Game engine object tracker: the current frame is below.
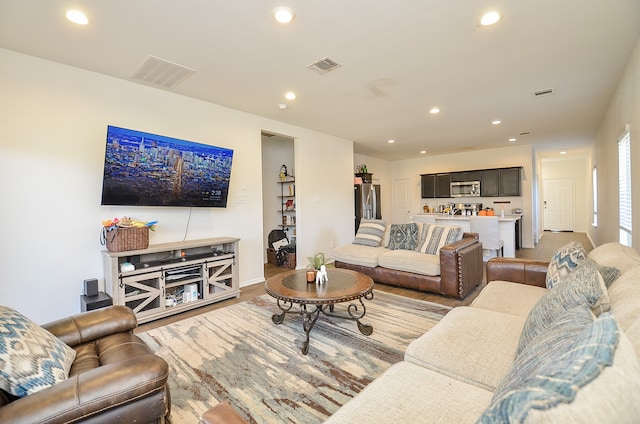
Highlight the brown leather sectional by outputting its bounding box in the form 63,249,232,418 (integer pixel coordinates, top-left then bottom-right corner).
0,305,171,423
335,233,484,298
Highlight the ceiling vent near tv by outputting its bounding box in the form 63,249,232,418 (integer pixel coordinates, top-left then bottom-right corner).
131,56,196,88
532,88,554,97
307,56,342,74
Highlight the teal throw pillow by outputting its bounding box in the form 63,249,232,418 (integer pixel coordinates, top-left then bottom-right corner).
595,263,621,287
479,312,619,424
388,223,419,250
496,307,594,396
546,241,588,289
518,258,607,355
0,306,76,397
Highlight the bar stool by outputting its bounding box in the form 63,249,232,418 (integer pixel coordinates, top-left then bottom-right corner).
470,216,504,258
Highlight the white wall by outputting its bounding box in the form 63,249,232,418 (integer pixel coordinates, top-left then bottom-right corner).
0,49,354,323
388,144,535,248
592,37,640,248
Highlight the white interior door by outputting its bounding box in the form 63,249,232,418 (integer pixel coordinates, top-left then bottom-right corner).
392,178,411,224
543,178,575,231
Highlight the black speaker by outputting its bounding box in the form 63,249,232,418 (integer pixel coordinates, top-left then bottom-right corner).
83,278,99,297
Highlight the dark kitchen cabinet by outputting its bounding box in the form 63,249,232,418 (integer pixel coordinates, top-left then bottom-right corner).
421,174,436,198
423,167,520,198
481,169,499,197
451,171,482,182
499,167,521,196
421,173,451,198
435,174,451,198
450,172,465,183
481,168,521,197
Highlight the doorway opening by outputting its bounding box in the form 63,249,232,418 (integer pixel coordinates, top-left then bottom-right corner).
261,131,296,271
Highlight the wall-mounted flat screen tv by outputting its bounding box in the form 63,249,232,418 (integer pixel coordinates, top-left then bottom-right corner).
101,125,234,207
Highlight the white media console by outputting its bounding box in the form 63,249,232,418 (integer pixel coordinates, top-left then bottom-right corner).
102,237,239,323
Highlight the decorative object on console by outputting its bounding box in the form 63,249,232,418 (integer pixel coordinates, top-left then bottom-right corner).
100,217,157,252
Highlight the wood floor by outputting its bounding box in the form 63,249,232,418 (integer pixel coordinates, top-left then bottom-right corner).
136,231,592,333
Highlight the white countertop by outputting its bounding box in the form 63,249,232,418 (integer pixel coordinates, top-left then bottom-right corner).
416,213,522,222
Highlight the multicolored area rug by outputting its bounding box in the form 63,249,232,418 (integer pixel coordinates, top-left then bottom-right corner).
139,291,451,424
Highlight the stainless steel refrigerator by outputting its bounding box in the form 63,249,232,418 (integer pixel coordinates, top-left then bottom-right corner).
354,183,381,234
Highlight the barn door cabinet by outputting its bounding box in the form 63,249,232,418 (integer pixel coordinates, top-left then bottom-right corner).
102,237,239,323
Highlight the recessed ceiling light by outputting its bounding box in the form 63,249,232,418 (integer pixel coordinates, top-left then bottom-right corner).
278,103,288,110
491,120,502,125
509,138,516,142
430,107,440,114
480,11,501,26
420,150,427,154
284,91,296,100
66,9,89,25
387,139,396,144
273,7,295,24
559,149,567,155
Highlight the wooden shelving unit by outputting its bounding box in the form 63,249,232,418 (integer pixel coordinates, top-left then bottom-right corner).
102,237,239,323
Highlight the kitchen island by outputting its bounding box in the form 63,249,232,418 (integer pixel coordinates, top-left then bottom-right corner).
413,214,521,258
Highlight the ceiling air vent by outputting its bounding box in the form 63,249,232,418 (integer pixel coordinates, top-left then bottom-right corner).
307,56,342,74
131,56,196,88
532,88,554,97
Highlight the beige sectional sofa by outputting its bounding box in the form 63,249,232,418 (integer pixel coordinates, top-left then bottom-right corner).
325,242,640,423
332,221,484,298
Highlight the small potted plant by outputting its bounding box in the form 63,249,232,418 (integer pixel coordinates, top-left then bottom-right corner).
306,252,329,283
307,252,328,270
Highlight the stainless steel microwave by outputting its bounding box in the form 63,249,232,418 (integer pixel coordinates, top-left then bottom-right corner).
450,181,481,197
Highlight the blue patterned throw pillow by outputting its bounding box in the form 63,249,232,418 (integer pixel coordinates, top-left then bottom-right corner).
388,223,419,250
0,306,76,397
353,219,386,247
546,241,588,289
479,313,619,424
518,258,608,354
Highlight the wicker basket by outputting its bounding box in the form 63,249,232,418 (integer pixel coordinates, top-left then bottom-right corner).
104,226,150,252
266,248,296,269
266,248,278,265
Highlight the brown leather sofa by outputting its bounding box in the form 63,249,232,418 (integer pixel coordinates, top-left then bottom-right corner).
335,233,484,298
485,256,548,288
0,305,171,424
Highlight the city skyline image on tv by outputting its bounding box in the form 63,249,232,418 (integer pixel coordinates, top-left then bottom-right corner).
101,125,234,207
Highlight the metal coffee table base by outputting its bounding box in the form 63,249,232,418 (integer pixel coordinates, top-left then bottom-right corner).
271,292,374,355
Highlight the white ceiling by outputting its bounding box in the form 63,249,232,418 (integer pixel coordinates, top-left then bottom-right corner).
2,0,639,161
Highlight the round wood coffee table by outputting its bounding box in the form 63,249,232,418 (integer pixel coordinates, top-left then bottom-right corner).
264,268,374,355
